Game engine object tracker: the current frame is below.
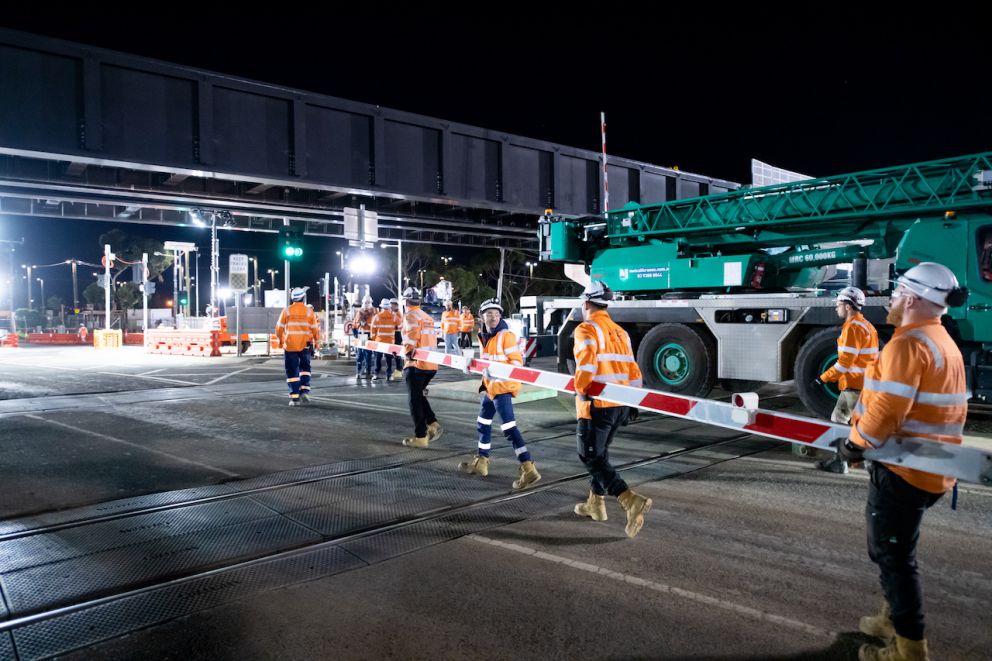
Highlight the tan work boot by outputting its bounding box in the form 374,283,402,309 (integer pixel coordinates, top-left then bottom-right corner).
574,491,608,521
458,455,490,476
402,436,429,448
512,460,541,490
859,635,929,661
617,489,652,538
859,600,895,642
426,421,443,442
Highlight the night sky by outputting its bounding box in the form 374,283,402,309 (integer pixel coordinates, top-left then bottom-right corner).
1,8,989,305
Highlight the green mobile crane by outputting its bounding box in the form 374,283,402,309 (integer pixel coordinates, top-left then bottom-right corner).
537,152,992,417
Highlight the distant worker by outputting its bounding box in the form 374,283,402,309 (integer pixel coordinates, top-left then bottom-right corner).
390,298,404,378
839,263,968,661
572,281,652,539
78,324,88,345
458,298,541,490
459,305,475,349
400,286,442,448
371,298,400,381
275,287,321,406
441,300,461,354
814,285,879,473
354,295,376,380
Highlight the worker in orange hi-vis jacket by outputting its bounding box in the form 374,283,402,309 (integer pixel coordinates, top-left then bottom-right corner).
399,286,442,448
441,300,461,354
839,262,969,661
459,305,475,349
571,280,652,539
275,287,321,406
371,298,400,381
814,285,879,473
457,297,541,490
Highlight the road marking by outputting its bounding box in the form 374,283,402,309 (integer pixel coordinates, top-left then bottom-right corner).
469,534,834,639
25,414,241,477
97,371,198,386
204,366,255,386
136,368,166,376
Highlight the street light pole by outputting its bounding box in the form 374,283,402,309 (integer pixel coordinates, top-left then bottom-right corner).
70,260,79,311
22,265,33,310
36,278,44,312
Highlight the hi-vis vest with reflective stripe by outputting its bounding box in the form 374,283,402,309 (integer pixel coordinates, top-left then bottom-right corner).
850,319,967,494
459,311,475,332
275,302,320,352
442,310,461,335
481,329,523,398
819,313,878,391
572,309,643,419
371,310,399,342
401,305,438,371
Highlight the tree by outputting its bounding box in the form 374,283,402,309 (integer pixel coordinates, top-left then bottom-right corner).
98,230,173,306
47,295,64,312
83,283,105,310
381,243,435,298
14,308,44,330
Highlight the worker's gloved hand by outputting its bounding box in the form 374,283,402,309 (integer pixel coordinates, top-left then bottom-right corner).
838,439,865,463
478,381,486,393
481,367,494,381
405,349,416,362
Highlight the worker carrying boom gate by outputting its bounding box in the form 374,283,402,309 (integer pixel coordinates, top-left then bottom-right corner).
814,285,879,473
371,298,399,381
458,297,541,490
572,280,653,538
400,286,443,448
275,287,321,406
838,262,969,661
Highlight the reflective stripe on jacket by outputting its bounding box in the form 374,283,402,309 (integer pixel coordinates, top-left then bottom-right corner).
442,310,461,335
460,312,475,332
401,305,438,371
482,329,523,398
371,310,399,342
572,310,642,419
275,302,320,352
819,313,879,391
849,319,967,493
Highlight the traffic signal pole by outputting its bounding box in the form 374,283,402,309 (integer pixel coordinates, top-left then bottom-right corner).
104,244,111,330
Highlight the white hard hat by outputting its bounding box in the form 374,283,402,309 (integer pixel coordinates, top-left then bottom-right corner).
362,294,373,305
389,298,399,305
581,280,614,306
836,286,866,309
897,262,968,308
290,287,307,301
402,286,421,303
479,298,503,314
444,299,453,306
380,298,390,307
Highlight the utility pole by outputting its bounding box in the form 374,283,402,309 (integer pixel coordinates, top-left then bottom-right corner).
142,252,149,342
104,244,112,330
70,259,79,311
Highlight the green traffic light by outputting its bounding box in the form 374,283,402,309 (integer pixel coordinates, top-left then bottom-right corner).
284,246,294,257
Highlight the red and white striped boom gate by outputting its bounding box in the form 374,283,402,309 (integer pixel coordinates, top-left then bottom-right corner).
364,340,992,486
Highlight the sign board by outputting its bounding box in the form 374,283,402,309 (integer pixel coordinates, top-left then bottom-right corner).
343,206,379,247
265,289,287,308
229,254,249,292
132,263,146,283
163,241,197,251
96,274,109,288
141,282,156,294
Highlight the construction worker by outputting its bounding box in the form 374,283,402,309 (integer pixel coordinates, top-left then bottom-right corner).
354,295,376,380
838,262,968,661
400,286,442,448
441,300,461,354
390,298,404,377
459,305,475,349
814,285,879,473
458,298,541,490
371,298,399,381
572,280,652,539
78,324,88,345
275,287,321,406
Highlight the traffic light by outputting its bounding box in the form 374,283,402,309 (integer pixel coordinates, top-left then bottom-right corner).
178,291,189,306
278,226,304,262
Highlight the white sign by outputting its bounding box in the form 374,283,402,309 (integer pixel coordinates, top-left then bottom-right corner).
164,241,197,251
229,253,249,292
344,206,379,247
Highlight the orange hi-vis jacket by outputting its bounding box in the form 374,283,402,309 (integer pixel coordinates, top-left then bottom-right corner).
481,328,524,398
371,309,399,343
849,319,967,494
572,309,643,419
275,302,320,352
401,304,438,371
355,307,375,333
442,309,461,335
459,311,475,333
819,312,879,391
